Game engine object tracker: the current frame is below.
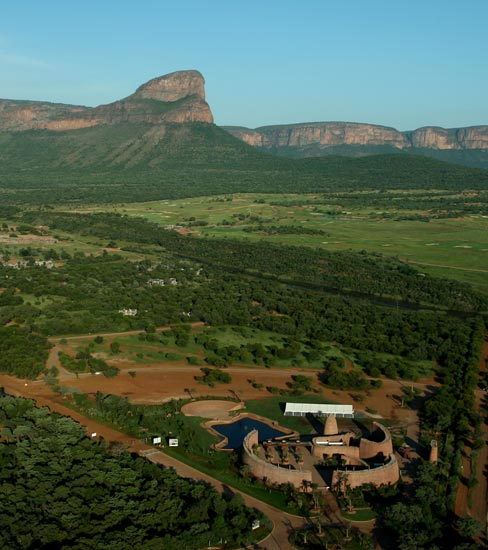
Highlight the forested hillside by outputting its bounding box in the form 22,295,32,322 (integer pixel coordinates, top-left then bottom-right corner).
2,122,488,204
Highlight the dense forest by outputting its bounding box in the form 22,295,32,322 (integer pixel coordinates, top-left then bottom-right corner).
0,326,51,379
0,397,265,550
19,211,488,311
377,319,485,549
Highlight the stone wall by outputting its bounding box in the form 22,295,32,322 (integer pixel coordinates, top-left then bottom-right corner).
312,438,360,460
332,454,400,490
359,422,393,459
242,430,313,489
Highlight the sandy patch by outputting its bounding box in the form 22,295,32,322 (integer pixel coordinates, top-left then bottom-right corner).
182,399,244,419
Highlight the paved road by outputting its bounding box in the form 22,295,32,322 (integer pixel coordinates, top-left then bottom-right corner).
0,375,304,549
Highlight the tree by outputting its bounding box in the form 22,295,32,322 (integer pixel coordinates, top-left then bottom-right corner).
110,341,120,354
456,516,483,539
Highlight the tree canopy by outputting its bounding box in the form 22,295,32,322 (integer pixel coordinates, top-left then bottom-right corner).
0,397,264,550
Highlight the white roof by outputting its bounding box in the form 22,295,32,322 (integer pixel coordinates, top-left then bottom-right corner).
284,403,354,415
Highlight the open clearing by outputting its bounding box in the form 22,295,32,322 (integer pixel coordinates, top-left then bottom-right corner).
50,341,427,428
181,399,244,418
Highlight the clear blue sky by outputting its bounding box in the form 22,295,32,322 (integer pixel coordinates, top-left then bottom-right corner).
1,0,486,130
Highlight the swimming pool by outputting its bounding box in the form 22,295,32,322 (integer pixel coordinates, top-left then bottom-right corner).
212,418,287,450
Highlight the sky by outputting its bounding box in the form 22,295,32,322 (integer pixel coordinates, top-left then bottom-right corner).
1,0,487,130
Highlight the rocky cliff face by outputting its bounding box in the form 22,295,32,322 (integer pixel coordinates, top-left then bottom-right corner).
0,70,213,132
134,70,205,102
224,122,488,152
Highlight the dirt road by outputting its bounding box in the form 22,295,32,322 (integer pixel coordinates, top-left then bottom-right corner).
455,340,488,527
49,322,206,342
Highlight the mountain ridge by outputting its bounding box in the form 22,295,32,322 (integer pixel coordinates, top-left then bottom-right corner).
223,122,488,167
224,121,488,151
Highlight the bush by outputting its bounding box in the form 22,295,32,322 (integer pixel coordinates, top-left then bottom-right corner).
103,366,120,378
110,342,120,354
195,368,232,386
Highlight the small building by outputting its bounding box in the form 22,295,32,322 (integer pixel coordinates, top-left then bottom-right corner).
147,278,165,286
34,260,54,269
118,308,138,316
284,403,354,418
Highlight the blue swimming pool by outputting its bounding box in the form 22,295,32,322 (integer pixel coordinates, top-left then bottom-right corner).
213,418,287,450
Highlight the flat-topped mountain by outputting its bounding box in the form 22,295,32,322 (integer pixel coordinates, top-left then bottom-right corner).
224,122,488,150
0,70,213,132
224,122,488,167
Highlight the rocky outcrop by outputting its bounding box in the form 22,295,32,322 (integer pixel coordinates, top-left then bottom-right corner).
0,100,96,131
0,70,213,132
224,122,488,152
407,126,488,149
133,70,206,103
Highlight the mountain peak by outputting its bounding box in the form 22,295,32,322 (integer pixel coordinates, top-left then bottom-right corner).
0,70,213,131
134,70,206,102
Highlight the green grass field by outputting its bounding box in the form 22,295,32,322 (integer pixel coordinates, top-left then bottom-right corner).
0,222,148,262
63,326,346,372
72,192,488,293
244,394,335,434
342,508,377,522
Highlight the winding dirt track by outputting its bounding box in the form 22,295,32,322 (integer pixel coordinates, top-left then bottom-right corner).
455,340,488,528
50,322,206,342
0,374,304,550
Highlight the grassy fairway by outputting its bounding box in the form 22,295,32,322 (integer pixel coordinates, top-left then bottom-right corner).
72,192,488,293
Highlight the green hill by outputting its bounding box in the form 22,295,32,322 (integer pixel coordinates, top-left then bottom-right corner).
1,122,488,205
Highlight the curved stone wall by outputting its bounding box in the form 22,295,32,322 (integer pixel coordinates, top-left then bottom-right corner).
331,454,400,490
242,430,313,488
359,422,393,459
